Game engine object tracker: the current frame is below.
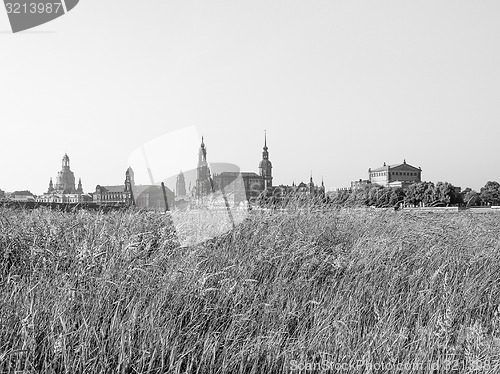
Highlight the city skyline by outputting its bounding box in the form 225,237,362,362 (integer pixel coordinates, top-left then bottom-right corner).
2,1,499,194
0,133,489,196
0,125,496,195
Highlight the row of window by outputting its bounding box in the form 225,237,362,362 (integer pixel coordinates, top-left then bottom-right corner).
96,193,126,201
371,171,420,178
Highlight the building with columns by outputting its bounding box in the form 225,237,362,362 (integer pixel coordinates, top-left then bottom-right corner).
368,160,422,189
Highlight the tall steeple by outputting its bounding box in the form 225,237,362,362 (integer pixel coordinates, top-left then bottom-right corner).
259,131,273,190
48,178,54,193
125,168,131,191
199,136,207,164
124,168,134,206
176,170,187,197
196,137,212,199
262,130,269,159
127,167,135,187
77,178,83,194
309,172,315,194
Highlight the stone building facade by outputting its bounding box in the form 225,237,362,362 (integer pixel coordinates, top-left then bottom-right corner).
212,171,263,204
195,133,275,205
194,133,326,206
269,176,325,202
351,179,371,189
93,167,174,210
368,160,422,189
10,190,36,202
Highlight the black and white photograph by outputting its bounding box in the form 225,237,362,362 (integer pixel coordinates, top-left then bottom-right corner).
1,1,500,372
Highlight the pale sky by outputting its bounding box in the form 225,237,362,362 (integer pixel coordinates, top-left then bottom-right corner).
1,0,499,195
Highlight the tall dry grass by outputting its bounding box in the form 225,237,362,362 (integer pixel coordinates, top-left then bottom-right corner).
1,205,500,373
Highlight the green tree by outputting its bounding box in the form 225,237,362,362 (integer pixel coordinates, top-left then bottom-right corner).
333,189,351,205
367,185,389,206
389,187,406,208
432,182,461,206
405,182,434,206
422,182,436,206
404,183,419,206
354,185,371,206
480,181,500,205
461,188,481,206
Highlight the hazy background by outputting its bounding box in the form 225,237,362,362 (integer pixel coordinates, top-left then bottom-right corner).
1,0,499,194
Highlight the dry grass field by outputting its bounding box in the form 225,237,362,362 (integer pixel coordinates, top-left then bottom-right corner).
1,205,500,373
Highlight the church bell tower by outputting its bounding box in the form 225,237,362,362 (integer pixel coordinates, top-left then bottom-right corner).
258,131,273,190
176,171,187,197
196,137,212,199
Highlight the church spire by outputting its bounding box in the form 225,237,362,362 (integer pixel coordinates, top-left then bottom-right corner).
176,170,186,197
309,172,315,194
196,137,211,198
259,131,273,189
199,136,207,163
77,178,83,194
262,131,269,160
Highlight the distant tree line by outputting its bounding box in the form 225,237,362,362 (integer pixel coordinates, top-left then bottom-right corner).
329,181,500,208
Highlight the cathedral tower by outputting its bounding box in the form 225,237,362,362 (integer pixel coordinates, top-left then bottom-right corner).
309,173,315,194
76,178,83,194
48,178,54,193
176,171,187,197
196,137,212,198
258,131,273,190
126,167,135,187
124,167,134,206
